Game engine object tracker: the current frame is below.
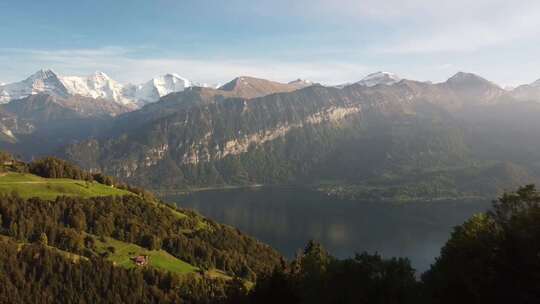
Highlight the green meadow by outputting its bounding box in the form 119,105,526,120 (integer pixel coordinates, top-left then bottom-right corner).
0,173,132,199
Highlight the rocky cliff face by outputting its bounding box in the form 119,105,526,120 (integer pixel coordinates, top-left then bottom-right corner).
0,94,129,156
62,75,540,192
62,81,449,186
65,86,367,179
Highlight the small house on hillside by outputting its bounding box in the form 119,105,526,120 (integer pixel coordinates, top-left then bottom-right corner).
133,255,149,266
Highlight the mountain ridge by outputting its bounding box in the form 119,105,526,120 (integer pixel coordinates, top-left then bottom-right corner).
61,74,540,199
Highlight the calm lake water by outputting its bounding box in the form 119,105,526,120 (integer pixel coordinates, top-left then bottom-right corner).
164,187,490,273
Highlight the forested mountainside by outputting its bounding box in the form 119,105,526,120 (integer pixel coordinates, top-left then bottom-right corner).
0,93,131,156
0,153,283,303
2,173,539,303
1,71,539,200
64,73,540,200
0,75,310,158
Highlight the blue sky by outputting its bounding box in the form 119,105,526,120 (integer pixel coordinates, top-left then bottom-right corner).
1,0,540,86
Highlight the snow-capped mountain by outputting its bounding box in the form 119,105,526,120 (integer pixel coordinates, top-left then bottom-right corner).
0,69,69,103
510,78,540,102
356,71,401,87
288,78,315,88
123,73,192,106
61,71,131,105
0,69,195,107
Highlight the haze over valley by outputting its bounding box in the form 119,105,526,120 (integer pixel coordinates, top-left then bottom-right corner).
2,1,540,303
2,68,540,202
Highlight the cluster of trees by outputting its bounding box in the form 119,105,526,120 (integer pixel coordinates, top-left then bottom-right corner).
244,241,420,304
0,152,157,200
238,185,540,303
29,157,158,201
0,194,281,280
28,156,96,180
422,184,540,303
0,239,236,304
2,147,540,303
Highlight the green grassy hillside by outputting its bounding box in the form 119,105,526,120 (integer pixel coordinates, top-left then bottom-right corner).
0,172,132,199
94,236,198,275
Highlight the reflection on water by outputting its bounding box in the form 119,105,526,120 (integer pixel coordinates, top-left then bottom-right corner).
164,186,490,273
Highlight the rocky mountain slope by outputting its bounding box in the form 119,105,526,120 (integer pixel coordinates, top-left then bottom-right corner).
218,76,313,98
1,70,313,108
0,69,70,103
0,94,131,155
62,72,540,199
510,78,540,102
356,71,401,87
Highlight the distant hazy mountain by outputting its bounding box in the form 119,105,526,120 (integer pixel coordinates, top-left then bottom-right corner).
3,68,540,200
61,71,132,105
443,72,505,104
0,69,197,107
288,78,315,88
0,69,70,103
61,71,540,200
356,71,401,87
510,79,540,102
333,71,401,89
218,76,307,98
0,93,131,155
123,73,193,106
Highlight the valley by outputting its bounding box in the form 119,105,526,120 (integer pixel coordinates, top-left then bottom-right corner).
167,186,490,273
4,1,540,302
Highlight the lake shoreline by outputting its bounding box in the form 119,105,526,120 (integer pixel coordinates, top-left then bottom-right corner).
157,183,491,205
163,186,490,273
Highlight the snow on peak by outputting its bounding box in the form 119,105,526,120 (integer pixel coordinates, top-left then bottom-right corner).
28,69,59,81
0,69,68,103
288,78,314,88
0,70,195,106
123,73,192,106
529,79,540,87
92,71,111,79
356,71,401,87
60,72,131,105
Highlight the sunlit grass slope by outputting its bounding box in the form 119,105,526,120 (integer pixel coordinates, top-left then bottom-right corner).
0,172,132,199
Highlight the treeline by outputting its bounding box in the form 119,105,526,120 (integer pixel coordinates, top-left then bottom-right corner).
245,241,420,304
0,194,281,280
0,239,236,304
30,157,156,200
0,152,156,200
236,185,540,303
0,152,95,180
422,184,540,303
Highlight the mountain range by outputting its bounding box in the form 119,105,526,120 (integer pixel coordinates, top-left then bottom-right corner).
0,69,204,107
2,69,540,200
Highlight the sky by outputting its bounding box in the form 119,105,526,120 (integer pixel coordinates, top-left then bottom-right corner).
1,0,540,86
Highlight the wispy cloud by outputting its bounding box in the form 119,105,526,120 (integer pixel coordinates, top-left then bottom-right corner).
2,1,540,86
0,47,373,85
379,5,540,54
359,0,540,54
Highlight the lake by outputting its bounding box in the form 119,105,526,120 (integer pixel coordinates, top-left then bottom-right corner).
164,186,490,273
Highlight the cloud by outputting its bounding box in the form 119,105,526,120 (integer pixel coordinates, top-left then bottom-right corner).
2,1,540,86
360,1,540,54
0,47,373,85
378,3,540,54
278,0,540,54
